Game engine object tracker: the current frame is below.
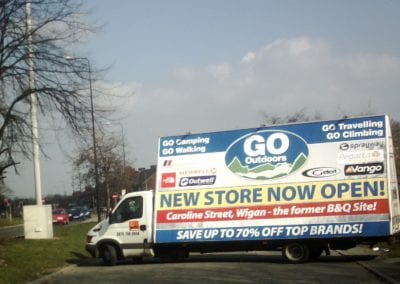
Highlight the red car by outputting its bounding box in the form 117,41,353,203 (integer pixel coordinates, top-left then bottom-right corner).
52,208,69,225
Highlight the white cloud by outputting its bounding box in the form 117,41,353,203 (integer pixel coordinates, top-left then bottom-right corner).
241,52,256,64
173,68,198,80
106,37,400,167
288,37,313,56
206,64,231,81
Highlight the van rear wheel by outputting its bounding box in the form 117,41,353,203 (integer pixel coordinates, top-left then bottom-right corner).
102,244,117,266
282,242,310,263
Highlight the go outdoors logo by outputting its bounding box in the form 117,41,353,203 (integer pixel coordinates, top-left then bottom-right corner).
225,131,309,180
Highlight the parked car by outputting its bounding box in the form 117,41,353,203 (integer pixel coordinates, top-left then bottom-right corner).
82,206,92,219
52,208,69,225
69,207,85,221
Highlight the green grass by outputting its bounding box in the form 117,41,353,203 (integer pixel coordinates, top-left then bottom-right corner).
0,222,96,284
0,217,23,227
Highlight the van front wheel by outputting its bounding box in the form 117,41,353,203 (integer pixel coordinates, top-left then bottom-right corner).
102,244,118,266
282,242,310,263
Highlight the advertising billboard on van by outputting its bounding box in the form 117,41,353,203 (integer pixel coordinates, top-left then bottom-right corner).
155,115,399,244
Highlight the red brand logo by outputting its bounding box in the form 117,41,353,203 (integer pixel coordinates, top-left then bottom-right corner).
161,173,176,188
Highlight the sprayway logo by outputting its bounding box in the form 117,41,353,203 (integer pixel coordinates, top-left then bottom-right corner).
225,130,308,180
339,140,384,151
179,175,216,187
344,163,384,176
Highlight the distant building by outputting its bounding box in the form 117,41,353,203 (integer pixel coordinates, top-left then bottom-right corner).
71,186,94,208
132,165,156,191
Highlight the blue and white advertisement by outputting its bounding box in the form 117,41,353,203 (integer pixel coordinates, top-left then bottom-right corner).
154,115,400,244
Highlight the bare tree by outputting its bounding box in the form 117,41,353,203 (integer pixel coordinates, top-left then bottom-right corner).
0,0,99,178
0,179,12,197
262,108,323,125
73,132,132,210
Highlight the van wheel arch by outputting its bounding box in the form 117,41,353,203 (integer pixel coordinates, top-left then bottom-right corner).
98,240,123,265
282,242,310,263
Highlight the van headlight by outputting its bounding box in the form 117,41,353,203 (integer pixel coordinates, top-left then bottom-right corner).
86,235,94,243
93,225,102,232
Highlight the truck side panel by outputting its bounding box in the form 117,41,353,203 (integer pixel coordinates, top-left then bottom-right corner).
155,115,394,244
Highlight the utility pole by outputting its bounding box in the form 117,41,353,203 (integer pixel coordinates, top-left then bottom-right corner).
26,1,43,205
24,1,53,239
66,56,101,222
119,124,126,192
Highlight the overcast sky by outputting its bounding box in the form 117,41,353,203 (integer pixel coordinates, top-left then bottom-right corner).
7,0,400,198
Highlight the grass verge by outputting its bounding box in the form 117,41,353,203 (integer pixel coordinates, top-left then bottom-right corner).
0,218,23,227
0,222,95,284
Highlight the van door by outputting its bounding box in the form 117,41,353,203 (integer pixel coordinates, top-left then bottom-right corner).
109,195,150,257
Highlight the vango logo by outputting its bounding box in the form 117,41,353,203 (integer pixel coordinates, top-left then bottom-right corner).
225,130,308,179
344,163,384,176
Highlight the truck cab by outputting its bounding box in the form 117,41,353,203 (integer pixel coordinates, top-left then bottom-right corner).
86,191,154,265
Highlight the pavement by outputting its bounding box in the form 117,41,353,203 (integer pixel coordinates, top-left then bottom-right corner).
337,246,400,284
0,223,24,239
28,245,400,284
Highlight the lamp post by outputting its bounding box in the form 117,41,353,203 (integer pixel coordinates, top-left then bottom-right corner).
119,123,126,193
66,56,101,222
117,123,126,181
26,1,43,206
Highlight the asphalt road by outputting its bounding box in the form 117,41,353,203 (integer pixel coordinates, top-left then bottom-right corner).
3,219,396,283
31,250,392,284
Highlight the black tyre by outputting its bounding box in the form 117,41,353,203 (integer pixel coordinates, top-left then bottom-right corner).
102,244,118,266
282,242,310,263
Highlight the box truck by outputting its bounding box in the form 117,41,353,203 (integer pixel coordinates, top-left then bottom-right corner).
86,115,400,265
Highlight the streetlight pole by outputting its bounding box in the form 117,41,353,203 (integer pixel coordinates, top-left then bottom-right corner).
119,124,126,193
118,123,126,179
66,56,101,222
108,122,126,194
26,1,43,206
24,1,53,240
